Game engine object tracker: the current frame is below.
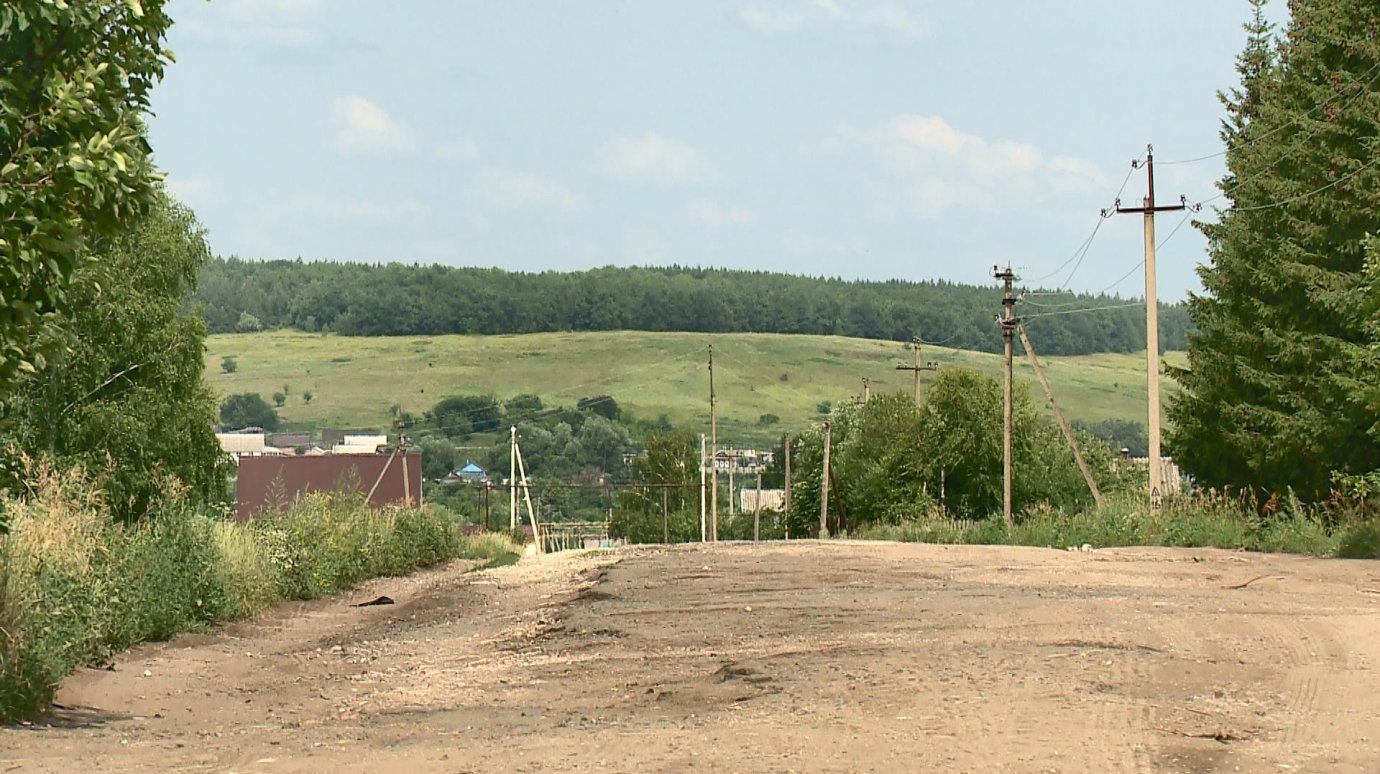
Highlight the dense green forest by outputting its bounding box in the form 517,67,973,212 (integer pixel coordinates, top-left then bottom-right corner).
197,259,1190,356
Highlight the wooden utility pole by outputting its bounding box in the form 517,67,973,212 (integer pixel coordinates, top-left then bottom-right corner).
1017,324,1104,506
662,487,669,544
819,420,832,538
514,438,541,554
483,481,492,531
709,345,718,540
896,336,939,405
995,265,1018,527
754,470,762,541
783,434,792,540
1113,145,1187,506
509,426,518,530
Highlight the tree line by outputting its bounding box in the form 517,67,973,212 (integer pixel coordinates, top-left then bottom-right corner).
197,258,1191,356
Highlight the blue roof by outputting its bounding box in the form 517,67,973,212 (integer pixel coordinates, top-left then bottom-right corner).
460,462,485,473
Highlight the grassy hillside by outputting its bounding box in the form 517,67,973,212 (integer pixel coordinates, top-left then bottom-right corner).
205,331,1179,446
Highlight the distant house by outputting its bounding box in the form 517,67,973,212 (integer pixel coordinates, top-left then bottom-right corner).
453,461,488,482
216,433,281,458
267,432,312,451
333,434,388,455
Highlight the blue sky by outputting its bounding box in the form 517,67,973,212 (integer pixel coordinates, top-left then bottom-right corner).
149,0,1289,300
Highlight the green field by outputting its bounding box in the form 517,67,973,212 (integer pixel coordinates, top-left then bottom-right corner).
206,331,1179,446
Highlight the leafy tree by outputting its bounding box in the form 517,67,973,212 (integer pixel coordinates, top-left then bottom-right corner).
235,311,263,332
429,394,500,437
0,1,174,391
0,194,231,519
272,392,286,407
1169,0,1380,498
504,393,544,415
219,392,279,432
578,394,621,421
418,436,456,480
613,429,700,542
302,390,313,404
757,413,780,427
1073,418,1147,458
221,355,237,374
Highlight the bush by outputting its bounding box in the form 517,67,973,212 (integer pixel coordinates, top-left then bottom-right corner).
0,467,471,723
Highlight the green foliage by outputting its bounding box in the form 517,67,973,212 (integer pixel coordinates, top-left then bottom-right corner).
428,394,499,437
418,436,456,480
1169,0,1380,499
221,355,238,374
219,392,280,432
195,260,1192,357
788,370,1128,528
235,311,263,333
303,390,314,404
0,194,232,519
756,413,780,427
0,469,467,722
1072,418,1147,457
504,393,544,414
272,392,286,407
0,0,174,390
613,428,700,543
578,394,621,421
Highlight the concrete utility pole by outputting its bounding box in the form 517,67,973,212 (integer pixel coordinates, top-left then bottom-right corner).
509,426,518,530
994,265,1018,527
819,420,832,538
896,336,939,405
708,345,718,540
1017,324,1104,507
728,456,735,518
1113,145,1187,506
862,378,871,403
662,487,670,544
783,434,792,540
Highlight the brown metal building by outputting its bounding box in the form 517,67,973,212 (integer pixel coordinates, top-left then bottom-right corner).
235,453,422,520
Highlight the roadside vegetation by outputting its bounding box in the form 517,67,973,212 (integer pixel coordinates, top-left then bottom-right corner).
0,466,518,723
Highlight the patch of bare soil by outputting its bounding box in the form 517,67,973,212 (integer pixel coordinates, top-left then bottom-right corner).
4,542,1380,772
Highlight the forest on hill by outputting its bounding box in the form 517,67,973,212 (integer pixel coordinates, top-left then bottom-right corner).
197,259,1190,356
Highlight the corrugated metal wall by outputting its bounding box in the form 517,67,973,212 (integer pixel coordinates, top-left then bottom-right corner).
235,454,422,520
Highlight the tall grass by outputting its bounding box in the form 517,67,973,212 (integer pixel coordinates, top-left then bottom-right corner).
855,491,1373,558
0,468,515,723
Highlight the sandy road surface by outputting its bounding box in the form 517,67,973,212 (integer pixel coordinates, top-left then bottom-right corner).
4,541,1380,773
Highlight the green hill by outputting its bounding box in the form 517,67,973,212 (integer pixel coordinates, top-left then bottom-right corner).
205,331,1178,448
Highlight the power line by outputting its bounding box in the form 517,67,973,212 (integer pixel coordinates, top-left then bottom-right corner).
1094,210,1196,296
1160,59,1380,167
1226,155,1380,213
1022,301,1144,323
1027,158,1141,286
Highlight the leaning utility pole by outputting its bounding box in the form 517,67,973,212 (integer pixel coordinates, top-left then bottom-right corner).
783,434,792,540
995,265,1018,527
708,345,718,540
895,336,939,405
1112,144,1188,505
1018,324,1104,507
819,420,832,538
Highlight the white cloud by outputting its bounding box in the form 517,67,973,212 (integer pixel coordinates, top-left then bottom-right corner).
184,0,326,47
740,7,805,32
742,1,927,41
478,170,582,212
855,114,1110,216
685,199,757,228
166,175,220,207
604,133,716,185
329,96,417,154
436,138,480,162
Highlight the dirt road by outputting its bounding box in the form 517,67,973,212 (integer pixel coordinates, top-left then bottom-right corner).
4,541,1380,772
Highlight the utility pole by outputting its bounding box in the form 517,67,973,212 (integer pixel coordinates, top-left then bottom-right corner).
1017,324,1104,507
819,420,832,538
662,487,669,544
1113,144,1188,506
509,426,517,530
895,336,939,405
862,378,871,403
709,345,718,540
483,481,491,531
728,456,735,518
995,265,1018,527
783,434,792,540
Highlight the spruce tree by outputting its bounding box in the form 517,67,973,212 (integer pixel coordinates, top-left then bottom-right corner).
1169,0,1380,498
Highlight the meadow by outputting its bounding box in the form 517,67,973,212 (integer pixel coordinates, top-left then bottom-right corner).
205,330,1180,445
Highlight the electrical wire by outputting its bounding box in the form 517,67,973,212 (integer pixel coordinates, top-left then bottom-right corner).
1026,159,1141,287
1022,301,1144,323
1160,59,1380,167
